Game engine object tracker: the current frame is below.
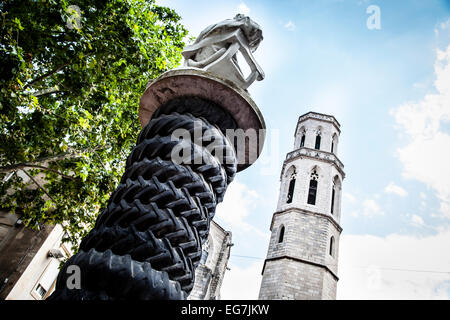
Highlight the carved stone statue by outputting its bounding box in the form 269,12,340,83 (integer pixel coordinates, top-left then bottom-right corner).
182,14,265,89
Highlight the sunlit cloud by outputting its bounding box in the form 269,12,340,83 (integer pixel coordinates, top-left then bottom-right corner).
221,261,263,299
384,182,408,197
284,21,296,31
362,199,384,217
215,179,267,238
237,2,250,15
338,228,450,299
392,45,450,219
410,214,425,227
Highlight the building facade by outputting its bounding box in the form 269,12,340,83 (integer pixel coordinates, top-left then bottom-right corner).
258,112,345,300
0,214,71,300
188,220,233,300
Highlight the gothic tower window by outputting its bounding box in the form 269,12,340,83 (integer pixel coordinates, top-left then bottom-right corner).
331,176,341,217
278,225,285,243
286,178,296,203
300,130,306,147
285,167,296,204
315,129,321,150
331,133,338,154
307,169,319,205
331,183,336,215
329,236,335,257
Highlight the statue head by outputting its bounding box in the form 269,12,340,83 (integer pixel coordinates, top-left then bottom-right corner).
182,14,265,89
194,14,263,52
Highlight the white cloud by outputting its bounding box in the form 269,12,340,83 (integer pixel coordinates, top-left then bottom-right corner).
215,179,267,238
410,214,425,227
434,18,450,36
439,202,450,219
236,2,250,15
357,0,370,5
362,199,383,216
220,261,263,299
284,21,296,31
350,211,359,217
413,81,428,90
338,228,450,299
384,182,408,197
440,18,450,31
392,45,450,219
350,198,384,217
343,192,357,204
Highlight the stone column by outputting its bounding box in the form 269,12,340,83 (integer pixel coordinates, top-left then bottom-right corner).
48,14,265,300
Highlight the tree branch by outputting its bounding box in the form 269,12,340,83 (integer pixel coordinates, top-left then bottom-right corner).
0,145,108,174
23,62,71,89
34,89,65,97
21,169,57,203
18,164,77,181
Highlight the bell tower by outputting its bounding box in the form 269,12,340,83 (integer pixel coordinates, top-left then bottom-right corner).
258,112,345,300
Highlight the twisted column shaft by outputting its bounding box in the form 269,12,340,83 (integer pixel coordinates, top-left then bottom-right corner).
48,98,237,300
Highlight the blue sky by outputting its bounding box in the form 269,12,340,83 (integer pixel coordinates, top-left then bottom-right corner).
158,0,450,299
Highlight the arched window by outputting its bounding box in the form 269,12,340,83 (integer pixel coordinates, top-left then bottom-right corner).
331,183,336,215
278,225,285,243
285,167,296,204
286,178,296,203
315,131,321,150
331,175,341,216
307,169,319,205
300,131,306,147
329,236,335,257
331,133,338,154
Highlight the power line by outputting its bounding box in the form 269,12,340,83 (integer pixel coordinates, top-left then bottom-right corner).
350,266,450,275
231,254,264,260
229,254,450,274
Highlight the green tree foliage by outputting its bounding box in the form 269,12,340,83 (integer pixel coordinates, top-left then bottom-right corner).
0,0,187,248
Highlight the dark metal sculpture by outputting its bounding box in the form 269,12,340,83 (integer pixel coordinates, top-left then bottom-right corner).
48,15,265,300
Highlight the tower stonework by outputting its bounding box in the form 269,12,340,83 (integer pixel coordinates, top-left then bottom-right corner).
258,112,345,300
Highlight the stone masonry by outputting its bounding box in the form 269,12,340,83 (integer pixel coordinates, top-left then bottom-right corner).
259,112,344,300
188,220,232,300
